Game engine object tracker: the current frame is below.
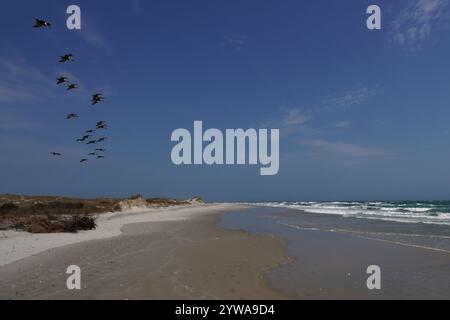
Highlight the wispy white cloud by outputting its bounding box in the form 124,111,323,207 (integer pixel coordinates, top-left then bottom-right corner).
259,108,315,138
323,87,377,108
0,86,36,103
0,58,49,85
0,57,90,106
391,0,450,47
301,139,386,158
333,120,352,128
0,57,54,104
223,35,247,51
79,29,111,52
282,109,311,126
259,84,383,159
263,85,377,136
0,108,36,131
75,17,112,52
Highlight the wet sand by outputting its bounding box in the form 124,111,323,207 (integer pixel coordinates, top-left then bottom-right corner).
220,207,450,299
0,212,290,300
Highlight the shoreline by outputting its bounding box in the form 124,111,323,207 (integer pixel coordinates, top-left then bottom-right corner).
3,204,449,299
0,204,292,299
220,207,450,299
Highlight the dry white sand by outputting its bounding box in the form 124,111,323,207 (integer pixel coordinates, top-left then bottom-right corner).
0,203,245,267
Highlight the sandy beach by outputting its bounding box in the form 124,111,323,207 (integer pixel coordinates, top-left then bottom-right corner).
0,203,241,267
0,204,291,300
1,204,450,300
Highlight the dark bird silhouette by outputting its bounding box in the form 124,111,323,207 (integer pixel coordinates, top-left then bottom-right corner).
86,140,97,145
77,135,91,142
65,113,78,119
56,77,69,84
96,124,107,129
88,152,98,156
95,148,106,152
97,155,105,159
50,152,61,156
80,159,88,163
67,83,78,90
97,137,108,143
93,93,103,99
59,54,74,63
96,121,106,127
85,129,95,134
33,19,51,28
91,95,105,105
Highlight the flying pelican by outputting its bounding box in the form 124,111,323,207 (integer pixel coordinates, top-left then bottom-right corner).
97,137,108,143
95,148,106,152
77,135,91,142
88,152,98,156
56,77,69,85
86,140,97,145
67,83,78,90
50,152,61,156
97,155,105,159
96,124,107,129
65,113,78,119
91,94,105,105
33,19,51,28
80,159,88,163
85,129,95,134
59,54,74,63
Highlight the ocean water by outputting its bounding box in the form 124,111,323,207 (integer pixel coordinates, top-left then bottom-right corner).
219,207,450,298
243,201,450,225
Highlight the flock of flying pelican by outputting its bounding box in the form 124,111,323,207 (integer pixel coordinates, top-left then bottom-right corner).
34,19,108,164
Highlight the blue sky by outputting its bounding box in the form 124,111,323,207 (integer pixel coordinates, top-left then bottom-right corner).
1,0,450,201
